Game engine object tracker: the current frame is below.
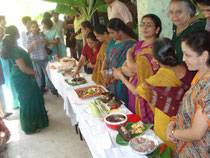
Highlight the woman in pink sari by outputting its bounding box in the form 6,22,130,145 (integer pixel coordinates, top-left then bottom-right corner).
115,14,162,123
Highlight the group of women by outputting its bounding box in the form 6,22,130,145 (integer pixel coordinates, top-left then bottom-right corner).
75,0,209,157
0,0,209,157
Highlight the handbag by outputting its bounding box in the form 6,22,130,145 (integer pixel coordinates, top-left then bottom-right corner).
84,65,92,74
45,46,53,55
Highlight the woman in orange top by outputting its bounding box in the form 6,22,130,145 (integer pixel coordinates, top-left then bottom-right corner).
166,30,210,158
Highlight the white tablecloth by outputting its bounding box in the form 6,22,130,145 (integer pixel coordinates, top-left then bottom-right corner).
46,62,163,158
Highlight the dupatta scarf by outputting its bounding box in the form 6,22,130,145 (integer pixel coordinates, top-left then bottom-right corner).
134,49,159,124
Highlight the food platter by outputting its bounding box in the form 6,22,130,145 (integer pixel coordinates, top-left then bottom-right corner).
62,69,74,76
60,57,76,64
65,77,87,86
116,122,153,146
74,85,105,99
129,135,159,155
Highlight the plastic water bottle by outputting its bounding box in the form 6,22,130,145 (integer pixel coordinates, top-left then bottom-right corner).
52,56,55,62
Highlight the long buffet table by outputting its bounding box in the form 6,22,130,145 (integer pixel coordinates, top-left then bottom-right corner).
46,62,163,158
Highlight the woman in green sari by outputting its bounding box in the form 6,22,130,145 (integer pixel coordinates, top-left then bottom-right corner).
1,26,48,134
169,0,205,63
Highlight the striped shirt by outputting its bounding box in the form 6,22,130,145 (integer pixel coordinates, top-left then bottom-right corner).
27,33,48,61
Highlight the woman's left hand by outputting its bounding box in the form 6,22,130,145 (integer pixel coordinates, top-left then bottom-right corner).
113,68,123,80
166,121,177,143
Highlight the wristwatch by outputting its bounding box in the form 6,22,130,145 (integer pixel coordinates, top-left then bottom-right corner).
171,129,175,137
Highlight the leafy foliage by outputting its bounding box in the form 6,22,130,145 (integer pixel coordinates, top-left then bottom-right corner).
42,0,107,20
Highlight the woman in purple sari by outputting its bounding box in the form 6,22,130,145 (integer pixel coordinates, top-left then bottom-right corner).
114,14,162,123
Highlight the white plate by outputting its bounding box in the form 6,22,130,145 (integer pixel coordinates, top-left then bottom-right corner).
129,135,159,155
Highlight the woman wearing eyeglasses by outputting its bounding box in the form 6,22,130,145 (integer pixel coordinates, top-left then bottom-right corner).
113,14,161,123
169,0,205,64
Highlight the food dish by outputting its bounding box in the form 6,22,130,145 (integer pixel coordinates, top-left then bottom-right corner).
129,135,158,155
62,69,74,76
99,92,114,103
59,57,76,66
65,77,87,86
74,85,105,99
108,97,122,109
116,122,153,146
104,113,127,130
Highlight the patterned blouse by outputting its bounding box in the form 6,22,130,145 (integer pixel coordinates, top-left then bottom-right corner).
176,73,210,158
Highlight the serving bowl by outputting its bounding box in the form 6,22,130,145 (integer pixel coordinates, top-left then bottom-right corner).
104,113,127,130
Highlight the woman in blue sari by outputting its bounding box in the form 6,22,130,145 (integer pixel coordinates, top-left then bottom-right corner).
0,26,20,110
102,18,137,105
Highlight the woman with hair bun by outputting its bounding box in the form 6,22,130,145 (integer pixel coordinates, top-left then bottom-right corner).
114,37,193,150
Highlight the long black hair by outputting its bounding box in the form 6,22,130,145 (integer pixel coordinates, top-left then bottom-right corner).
153,37,179,66
2,25,19,59
107,18,138,41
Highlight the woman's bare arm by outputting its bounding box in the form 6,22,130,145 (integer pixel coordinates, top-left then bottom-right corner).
48,38,59,45
113,68,139,96
173,108,208,141
72,55,86,78
126,45,138,74
16,58,37,78
122,60,136,77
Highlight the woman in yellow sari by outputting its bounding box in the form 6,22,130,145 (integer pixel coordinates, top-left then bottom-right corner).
114,37,193,150
92,24,111,87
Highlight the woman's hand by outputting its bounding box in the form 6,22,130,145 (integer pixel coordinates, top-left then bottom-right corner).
101,69,114,84
113,68,123,80
127,44,136,56
165,121,177,143
34,71,38,79
71,70,80,78
87,60,94,69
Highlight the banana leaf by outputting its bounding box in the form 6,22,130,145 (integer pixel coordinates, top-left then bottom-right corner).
55,4,78,15
94,0,105,8
88,0,94,16
96,4,108,13
42,0,85,7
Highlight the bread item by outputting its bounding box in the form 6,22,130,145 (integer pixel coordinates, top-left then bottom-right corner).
117,125,131,142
